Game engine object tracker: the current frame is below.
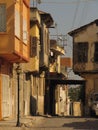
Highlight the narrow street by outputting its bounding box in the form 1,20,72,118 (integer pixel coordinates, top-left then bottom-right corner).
31,116,98,130
0,116,98,130
0,1,98,130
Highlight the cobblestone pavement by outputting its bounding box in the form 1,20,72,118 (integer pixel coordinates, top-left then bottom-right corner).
0,116,98,130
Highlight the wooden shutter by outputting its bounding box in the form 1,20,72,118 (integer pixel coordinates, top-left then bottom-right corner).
30,36,38,57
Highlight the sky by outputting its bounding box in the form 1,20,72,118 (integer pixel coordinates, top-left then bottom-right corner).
30,0,98,57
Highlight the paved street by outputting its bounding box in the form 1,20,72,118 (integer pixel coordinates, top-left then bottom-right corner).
0,116,98,130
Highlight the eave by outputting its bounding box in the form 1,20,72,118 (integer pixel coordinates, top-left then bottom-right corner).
68,19,98,36
40,12,54,27
74,70,98,75
51,46,65,55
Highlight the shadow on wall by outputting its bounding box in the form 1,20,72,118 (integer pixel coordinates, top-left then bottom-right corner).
30,96,37,116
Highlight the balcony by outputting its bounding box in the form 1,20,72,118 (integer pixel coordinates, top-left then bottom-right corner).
50,40,65,55
0,0,30,63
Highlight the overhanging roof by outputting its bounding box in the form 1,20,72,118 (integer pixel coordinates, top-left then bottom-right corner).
68,19,98,36
46,72,85,85
50,79,86,85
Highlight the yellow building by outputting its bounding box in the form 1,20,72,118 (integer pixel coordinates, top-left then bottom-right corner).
22,7,54,116
0,0,30,120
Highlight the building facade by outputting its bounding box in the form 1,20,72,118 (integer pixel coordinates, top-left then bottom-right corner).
44,39,65,115
22,7,54,116
68,19,98,115
0,0,30,120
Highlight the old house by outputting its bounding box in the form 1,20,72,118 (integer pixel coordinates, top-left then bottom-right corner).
22,7,54,116
68,19,98,115
0,0,30,120
45,39,65,116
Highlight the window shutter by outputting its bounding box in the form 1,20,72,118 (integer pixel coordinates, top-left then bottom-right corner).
30,36,38,57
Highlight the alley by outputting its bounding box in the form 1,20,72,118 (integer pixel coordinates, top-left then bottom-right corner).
0,116,98,130
0,1,98,130
30,117,98,130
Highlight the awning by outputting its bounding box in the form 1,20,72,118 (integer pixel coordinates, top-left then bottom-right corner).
46,72,85,85
49,79,86,85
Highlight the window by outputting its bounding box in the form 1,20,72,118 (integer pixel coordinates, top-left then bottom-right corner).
30,36,38,57
23,3,28,44
0,4,6,32
94,42,98,62
23,18,28,44
15,9,20,38
77,42,88,63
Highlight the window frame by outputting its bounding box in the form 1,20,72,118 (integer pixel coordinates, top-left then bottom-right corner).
94,42,98,62
76,42,88,63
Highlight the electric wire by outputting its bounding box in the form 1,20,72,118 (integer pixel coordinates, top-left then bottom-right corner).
31,0,97,60
36,0,96,5
71,0,81,30
78,1,88,27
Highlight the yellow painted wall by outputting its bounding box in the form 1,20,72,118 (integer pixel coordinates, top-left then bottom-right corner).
30,25,39,37
25,15,40,72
